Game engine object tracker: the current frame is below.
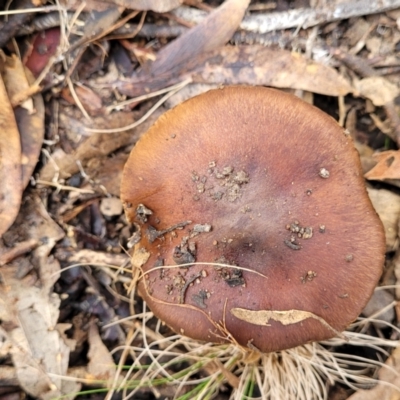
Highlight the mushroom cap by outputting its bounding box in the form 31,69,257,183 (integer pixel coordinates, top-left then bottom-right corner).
121,86,385,353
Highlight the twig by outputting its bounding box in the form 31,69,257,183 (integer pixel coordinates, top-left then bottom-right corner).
86,78,191,134
172,0,400,34
35,179,95,194
0,238,39,265
179,273,203,304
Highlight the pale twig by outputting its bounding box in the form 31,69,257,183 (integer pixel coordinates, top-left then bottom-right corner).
35,179,95,194
86,78,192,134
0,6,61,16
66,77,92,121
106,80,193,113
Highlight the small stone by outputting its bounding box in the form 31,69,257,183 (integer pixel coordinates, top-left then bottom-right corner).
345,254,353,262
100,197,123,217
319,168,330,179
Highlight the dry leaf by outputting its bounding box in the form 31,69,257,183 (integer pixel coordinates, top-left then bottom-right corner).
118,45,352,97
2,196,65,288
85,152,127,196
367,187,400,251
393,249,400,299
0,267,80,399
131,247,150,268
149,0,250,76
24,28,61,78
364,150,400,181
231,308,342,337
354,77,399,106
39,107,163,182
15,69,45,189
348,345,400,399
192,46,353,96
2,54,44,189
87,323,116,383
2,54,35,110
61,84,103,116
0,71,22,237
0,196,76,399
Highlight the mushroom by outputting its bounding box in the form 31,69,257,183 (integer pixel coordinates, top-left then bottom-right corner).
121,86,385,353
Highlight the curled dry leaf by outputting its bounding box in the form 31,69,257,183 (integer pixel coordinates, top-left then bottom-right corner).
354,77,398,106
15,69,45,189
2,55,44,189
0,72,22,237
364,150,400,181
231,308,342,337
2,55,45,188
2,54,36,110
367,187,400,251
148,0,250,76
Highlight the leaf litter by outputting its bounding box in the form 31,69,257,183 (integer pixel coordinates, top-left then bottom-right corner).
1,0,400,399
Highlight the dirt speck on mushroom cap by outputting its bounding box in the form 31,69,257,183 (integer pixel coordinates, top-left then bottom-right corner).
121,86,385,353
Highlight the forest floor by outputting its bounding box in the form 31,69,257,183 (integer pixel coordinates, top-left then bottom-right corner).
1,1,400,399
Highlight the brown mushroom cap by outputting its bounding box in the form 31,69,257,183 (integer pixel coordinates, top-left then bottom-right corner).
121,86,385,353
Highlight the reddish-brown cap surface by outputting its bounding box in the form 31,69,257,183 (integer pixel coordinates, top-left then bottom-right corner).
121,86,385,353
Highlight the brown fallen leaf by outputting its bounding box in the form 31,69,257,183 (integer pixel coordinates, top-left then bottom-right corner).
2,54,40,109
61,84,104,116
147,0,250,76
192,46,353,96
2,55,44,189
118,45,352,97
24,28,61,78
15,70,45,189
364,150,400,181
0,69,22,237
